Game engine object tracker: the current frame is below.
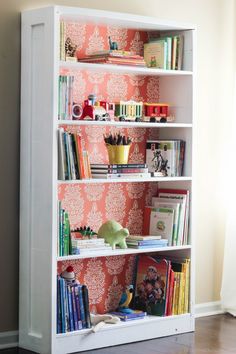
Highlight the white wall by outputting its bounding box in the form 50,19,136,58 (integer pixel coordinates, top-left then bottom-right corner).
0,0,233,331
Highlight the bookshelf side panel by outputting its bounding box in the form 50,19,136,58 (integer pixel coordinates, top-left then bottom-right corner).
20,7,57,354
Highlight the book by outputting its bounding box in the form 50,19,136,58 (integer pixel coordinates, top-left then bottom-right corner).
144,40,167,69
82,285,92,328
152,197,181,246
90,163,148,169
109,310,146,321
90,168,149,174
134,255,170,316
146,140,185,177
91,173,151,179
143,206,175,245
126,235,161,241
126,239,168,246
127,242,168,249
158,189,190,245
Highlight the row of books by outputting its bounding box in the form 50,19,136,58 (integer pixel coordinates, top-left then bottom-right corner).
126,235,168,249
144,35,184,70
57,276,91,333
77,50,146,67
133,255,190,316
58,128,91,180
90,163,151,179
58,75,74,120
146,140,185,177
58,201,71,257
143,188,190,246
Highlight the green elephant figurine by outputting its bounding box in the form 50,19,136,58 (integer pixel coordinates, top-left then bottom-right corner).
97,220,129,250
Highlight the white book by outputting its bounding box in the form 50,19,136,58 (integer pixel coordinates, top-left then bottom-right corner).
148,207,175,246
152,197,180,246
91,172,151,179
58,128,66,180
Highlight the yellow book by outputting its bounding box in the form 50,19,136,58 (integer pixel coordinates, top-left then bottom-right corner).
173,272,181,315
184,259,190,313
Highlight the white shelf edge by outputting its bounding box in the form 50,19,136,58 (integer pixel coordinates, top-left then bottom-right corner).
60,61,193,77
58,177,192,184
57,245,191,260
57,120,193,128
56,313,192,338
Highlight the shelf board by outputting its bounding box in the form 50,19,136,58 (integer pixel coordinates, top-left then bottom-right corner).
57,245,191,260
56,313,191,337
60,61,193,77
58,176,192,184
58,120,192,129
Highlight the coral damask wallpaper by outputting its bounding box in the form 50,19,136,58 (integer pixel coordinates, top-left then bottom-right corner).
58,22,160,314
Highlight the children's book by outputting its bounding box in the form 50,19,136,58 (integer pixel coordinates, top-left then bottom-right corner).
143,206,174,246
110,310,146,321
134,255,170,316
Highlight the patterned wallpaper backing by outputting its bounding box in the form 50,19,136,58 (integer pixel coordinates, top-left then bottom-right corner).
58,22,161,314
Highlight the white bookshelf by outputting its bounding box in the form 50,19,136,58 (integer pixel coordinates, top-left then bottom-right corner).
20,5,195,354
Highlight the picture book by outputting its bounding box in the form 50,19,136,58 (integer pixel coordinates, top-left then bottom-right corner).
143,206,174,245
134,255,170,316
144,40,167,69
109,310,146,321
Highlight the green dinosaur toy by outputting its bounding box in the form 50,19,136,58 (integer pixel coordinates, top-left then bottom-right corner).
97,220,129,250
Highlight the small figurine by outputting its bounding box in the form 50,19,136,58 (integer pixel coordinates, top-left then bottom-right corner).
108,36,118,50
88,93,97,106
117,285,134,314
97,220,129,250
65,37,77,58
61,265,76,282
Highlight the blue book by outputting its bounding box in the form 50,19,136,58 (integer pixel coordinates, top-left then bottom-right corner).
57,276,62,333
71,285,79,331
74,285,83,330
59,277,65,333
82,285,92,329
67,284,74,331
77,285,86,329
128,240,168,246
63,132,71,180
128,242,168,249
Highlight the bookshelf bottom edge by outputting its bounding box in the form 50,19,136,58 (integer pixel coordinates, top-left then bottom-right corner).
54,314,194,354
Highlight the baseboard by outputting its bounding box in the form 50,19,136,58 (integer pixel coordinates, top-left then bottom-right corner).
195,301,225,318
0,331,19,349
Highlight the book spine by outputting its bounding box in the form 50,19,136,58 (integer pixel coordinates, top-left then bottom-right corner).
59,278,66,333
67,284,74,331
57,276,62,333
74,285,83,330
77,285,86,328
82,285,92,328
71,286,79,331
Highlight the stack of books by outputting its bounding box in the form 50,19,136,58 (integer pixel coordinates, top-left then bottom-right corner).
71,238,112,255
90,163,150,179
143,189,190,246
58,128,92,180
78,50,146,67
57,277,91,333
133,255,190,317
126,235,168,249
109,310,147,321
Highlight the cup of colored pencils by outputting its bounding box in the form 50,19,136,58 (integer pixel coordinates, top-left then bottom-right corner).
104,133,132,164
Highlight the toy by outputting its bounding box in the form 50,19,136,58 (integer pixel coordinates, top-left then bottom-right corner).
117,285,134,314
65,37,77,59
115,100,143,122
72,103,83,120
90,314,120,333
143,102,174,123
61,265,76,282
81,95,115,121
108,36,118,50
97,220,129,250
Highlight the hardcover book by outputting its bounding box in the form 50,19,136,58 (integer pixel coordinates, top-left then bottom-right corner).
134,255,170,316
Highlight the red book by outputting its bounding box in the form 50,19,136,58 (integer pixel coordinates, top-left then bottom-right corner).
74,134,85,179
166,268,175,316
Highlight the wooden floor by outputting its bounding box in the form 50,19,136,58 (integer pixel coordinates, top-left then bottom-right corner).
1,315,236,354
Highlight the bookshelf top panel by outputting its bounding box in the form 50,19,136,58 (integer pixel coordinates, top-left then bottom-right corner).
58,177,192,185
56,6,196,31
58,120,193,128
